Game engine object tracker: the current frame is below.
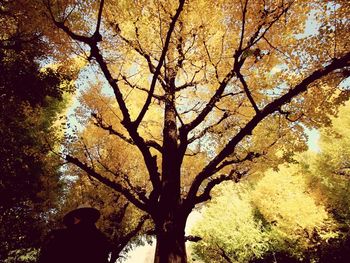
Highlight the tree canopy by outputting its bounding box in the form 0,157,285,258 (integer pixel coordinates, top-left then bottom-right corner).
4,0,349,262
43,0,350,262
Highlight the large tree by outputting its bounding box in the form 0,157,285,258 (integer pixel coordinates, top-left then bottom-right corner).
44,0,350,262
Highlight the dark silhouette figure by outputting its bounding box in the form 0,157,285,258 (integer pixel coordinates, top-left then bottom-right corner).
38,206,110,263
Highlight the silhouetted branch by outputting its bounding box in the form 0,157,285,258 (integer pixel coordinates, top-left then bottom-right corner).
109,214,150,263
47,2,163,198
184,235,202,242
180,68,235,134
238,0,249,51
186,50,350,208
95,0,104,35
92,112,163,153
236,70,260,114
216,152,261,171
134,0,186,128
120,75,165,102
188,111,230,144
217,243,234,263
194,170,244,205
278,107,304,122
65,155,149,212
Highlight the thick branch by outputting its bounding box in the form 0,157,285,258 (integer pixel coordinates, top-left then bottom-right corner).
48,2,162,199
184,235,202,242
194,170,248,205
186,50,350,209
65,155,149,212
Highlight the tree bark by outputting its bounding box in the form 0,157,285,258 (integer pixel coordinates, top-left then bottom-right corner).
153,70,188,262
154,215,187,263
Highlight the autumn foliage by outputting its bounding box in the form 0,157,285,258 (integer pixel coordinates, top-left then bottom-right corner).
1,0,350,262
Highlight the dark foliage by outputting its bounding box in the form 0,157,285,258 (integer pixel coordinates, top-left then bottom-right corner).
0,26,73,262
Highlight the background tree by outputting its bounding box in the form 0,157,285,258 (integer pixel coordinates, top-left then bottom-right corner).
43,0,350,262
190,103,350,263
299,102,350,262
190,167,339,263
0,1,77,261
190,183,269,263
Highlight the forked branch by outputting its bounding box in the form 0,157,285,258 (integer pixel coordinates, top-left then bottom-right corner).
186,50,350,208
134,0,186,128
46,0,162,199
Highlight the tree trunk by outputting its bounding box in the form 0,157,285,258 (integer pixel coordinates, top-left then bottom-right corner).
154,216,187,263
154,65,188,262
